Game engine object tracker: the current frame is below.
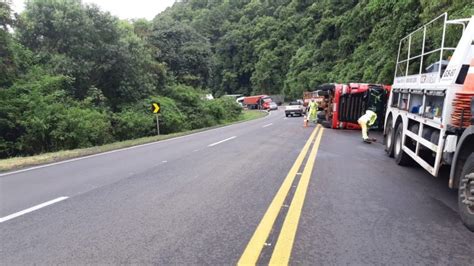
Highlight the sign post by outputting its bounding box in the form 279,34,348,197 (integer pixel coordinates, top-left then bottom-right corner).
155,114,160,135
152,103,161,135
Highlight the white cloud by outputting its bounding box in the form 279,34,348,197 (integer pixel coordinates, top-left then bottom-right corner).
10,0,175,20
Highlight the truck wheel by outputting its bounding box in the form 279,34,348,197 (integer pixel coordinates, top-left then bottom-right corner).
458,153,474,232
321,120,331,128
394,124,413,166
317,111,326,120
385,119,394,157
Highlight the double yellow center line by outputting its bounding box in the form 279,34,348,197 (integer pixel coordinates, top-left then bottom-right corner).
238,125,324,265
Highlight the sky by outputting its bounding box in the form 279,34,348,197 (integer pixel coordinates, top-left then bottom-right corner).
10,0,176,20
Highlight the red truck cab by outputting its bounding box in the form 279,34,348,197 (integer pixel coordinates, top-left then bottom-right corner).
313,83,391,129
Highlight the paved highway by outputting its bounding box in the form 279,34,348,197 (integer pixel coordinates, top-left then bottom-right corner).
1,108,473,264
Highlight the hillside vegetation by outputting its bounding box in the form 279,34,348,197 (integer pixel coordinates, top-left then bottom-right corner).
1,0,472,158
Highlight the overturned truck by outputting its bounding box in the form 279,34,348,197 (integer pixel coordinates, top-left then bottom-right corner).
313,83,391,130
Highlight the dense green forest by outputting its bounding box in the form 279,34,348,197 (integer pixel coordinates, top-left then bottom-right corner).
0,0,472,158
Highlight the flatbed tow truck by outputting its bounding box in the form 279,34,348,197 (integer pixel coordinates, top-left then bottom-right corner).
383,13,474,231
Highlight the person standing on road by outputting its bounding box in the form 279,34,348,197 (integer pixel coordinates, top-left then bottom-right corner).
308,99,318,123
358,109,377,143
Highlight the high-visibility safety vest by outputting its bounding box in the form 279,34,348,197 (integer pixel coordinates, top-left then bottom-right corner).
309,101,318,112
308,101,318,120
359,110,377,126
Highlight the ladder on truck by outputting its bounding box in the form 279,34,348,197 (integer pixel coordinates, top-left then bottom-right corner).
385,13,474,176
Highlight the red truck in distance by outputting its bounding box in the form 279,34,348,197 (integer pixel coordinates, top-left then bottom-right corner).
243,95,273,110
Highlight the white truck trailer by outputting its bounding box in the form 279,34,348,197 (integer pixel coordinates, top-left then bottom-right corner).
384,13,474,231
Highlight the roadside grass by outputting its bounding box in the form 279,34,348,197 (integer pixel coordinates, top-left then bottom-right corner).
0,110,268,172
239,109,268,121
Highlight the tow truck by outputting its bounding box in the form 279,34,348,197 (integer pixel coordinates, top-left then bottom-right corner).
383,13,474,231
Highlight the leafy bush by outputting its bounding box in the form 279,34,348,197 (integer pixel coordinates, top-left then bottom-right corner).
0,69,113,156
113,109,155,141
49,107,112,150
163,84,242,129
217,96,243,121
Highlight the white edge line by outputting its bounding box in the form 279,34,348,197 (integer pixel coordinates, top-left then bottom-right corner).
208,136,237,147
0,112,270,177
0,196,68,223
262,123,273,128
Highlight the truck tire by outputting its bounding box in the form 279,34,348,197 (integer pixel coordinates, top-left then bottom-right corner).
321,120,332,128
385,118,394,157
394,124,413,166
317,111,326,120
458,153,474,231
318,90,329,96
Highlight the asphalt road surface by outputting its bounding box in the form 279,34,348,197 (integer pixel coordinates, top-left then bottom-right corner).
1,108,473,265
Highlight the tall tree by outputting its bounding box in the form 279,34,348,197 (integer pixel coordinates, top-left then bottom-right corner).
0,0,16,87
17,0,163,107
150,16,211,88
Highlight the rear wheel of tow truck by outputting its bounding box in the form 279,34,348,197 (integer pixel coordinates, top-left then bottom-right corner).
458,153,474,232
385,118,394,157
394,123,413,166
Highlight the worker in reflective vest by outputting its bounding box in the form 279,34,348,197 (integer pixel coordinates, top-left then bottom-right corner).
358,110,377,143
308,99,318,123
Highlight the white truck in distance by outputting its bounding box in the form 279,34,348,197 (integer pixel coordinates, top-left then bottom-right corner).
384,13,474,231
285,101,304,117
